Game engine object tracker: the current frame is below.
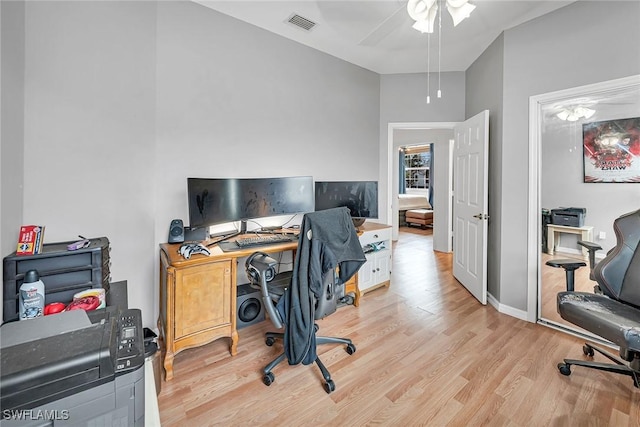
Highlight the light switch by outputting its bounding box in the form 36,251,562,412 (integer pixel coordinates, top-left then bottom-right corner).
598,231,606,240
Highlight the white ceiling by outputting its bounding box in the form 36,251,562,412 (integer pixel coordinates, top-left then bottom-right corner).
193,0,576,74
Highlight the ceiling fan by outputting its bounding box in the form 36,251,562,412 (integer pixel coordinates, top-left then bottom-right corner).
357,0,476,46
545,93,639,122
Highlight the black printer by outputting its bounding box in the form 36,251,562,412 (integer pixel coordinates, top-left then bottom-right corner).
550,207,586,227
0,307,145,426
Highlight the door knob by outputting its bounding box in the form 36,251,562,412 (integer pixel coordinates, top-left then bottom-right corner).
473,213,490,220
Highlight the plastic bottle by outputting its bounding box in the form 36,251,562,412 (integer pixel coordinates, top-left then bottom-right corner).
19,269,45,320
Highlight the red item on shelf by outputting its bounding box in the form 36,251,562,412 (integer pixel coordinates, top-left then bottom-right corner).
65,296,100,312
44,302,66,315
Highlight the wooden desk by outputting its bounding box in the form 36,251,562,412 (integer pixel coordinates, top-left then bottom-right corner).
158,224,383,380
158,237,298,381
546,224,593,258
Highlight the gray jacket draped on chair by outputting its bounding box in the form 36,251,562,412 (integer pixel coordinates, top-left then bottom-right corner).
276,207,366,365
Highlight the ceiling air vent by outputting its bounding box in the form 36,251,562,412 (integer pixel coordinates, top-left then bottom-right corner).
287,14,316,31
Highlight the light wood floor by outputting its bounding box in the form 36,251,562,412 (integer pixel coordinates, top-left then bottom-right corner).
157,227,639,426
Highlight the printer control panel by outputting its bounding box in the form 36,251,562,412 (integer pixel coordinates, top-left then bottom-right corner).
115,308,145,374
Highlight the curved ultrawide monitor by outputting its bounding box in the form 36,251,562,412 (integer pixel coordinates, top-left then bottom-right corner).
188,176,314,229
314,181,378,219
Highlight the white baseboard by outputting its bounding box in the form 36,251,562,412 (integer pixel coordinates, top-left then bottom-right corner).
145,359,161,426
487,293,530,322
555,246,582,256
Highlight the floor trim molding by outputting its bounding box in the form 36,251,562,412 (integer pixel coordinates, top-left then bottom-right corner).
487,293,529,322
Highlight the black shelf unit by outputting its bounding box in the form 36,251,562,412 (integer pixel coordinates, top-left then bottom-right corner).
3,237,111,322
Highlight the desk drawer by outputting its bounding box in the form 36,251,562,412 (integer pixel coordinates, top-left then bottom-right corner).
359,227,392,247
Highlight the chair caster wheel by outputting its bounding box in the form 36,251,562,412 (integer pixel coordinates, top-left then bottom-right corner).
346,343,356,355
340,295,355,305
265,337,276,346
583,344,594,357
263,372,275,386
558,363,571,376
324,379,335,394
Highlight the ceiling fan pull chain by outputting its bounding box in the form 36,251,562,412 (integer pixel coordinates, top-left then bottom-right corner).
438,0,442,98
427,32,431,104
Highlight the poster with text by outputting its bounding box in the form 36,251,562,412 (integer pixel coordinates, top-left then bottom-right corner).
583,117,640,183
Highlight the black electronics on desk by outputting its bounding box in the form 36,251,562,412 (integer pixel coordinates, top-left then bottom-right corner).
236,283,265,328
187,176,314,232
314,181,378,227
314,181,378,218
550,207,586,227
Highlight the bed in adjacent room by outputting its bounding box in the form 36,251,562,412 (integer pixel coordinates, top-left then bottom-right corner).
398,194,432,226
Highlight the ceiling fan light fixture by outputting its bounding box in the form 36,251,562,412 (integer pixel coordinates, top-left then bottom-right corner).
407,0,437,22
408,0,476,102
408,0,475,31
412,19,432,33
447,2,476,26
556,106,596,121
576,106,596,119
411,6,438,33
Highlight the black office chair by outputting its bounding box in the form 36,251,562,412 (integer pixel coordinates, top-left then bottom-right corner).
546,208,640,388
246,207,366,393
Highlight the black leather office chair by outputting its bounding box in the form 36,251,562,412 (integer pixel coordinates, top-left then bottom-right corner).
546,208,640,388
246,207,366,393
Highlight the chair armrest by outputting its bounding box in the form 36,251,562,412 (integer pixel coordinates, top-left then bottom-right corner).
546,259,587,270
578,240,602,271
546,259,587,291
577,240,602,252
247,252,285,329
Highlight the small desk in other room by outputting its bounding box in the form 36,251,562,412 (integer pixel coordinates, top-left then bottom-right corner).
546,224,593,258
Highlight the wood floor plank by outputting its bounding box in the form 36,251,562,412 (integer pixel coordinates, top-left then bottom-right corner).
157,227,638,426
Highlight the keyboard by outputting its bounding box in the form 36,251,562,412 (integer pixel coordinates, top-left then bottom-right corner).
235,234,296,248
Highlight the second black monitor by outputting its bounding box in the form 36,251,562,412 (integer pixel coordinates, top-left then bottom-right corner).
314,181,378,219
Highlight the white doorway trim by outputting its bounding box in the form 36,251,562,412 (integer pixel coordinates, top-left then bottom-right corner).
526,74,640,323
387,122,455,251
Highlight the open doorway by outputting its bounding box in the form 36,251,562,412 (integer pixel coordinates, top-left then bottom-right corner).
527,74,640,325
399,143,433,229
386,122,455,253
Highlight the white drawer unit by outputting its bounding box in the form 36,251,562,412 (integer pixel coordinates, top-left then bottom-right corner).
356,222,392,295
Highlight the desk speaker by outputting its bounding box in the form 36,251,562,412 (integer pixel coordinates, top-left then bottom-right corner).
168,219,184,244
237,283,265,329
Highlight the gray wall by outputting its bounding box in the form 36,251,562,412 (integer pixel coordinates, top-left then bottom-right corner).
475,1,640,311
2,1,380,328
466,34,504,301
21,0,158,324
155,1,380,232
379,71,465,228
1,1,26,322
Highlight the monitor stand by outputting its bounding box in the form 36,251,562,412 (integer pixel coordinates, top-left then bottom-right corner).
206,221,248,247
352,217,366,228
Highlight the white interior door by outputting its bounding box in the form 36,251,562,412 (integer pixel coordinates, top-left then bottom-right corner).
452,110,489,304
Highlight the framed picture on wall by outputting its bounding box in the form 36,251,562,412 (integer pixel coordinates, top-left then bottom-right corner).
582,117,640,183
